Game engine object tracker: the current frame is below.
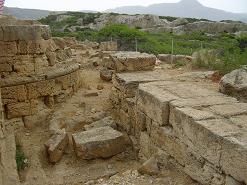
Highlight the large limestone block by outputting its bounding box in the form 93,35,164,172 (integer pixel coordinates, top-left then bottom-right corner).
195,119,247,183
110,52,156,72
137,82,178,125
26,79,57,99
72,126,129,159
209,103,247,117
6,100,38,119
113,71,170,98
1,25,51,41
44,133,69,163
0,41,17,56
17,40,47,54
219,68,247,102
1,85,27,103
171,95,238,108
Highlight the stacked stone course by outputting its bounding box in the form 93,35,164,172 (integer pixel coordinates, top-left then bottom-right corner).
0,20,81,127
111,59,247,184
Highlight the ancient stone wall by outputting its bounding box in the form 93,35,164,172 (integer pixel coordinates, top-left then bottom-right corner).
111,71,247,185
0,23,81,128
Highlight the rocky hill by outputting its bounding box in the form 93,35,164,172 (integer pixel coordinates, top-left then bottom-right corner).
107,0,247,23
3,6,51,20
40,12,247,35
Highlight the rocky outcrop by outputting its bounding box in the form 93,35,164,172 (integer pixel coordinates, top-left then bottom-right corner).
173,21,247,35
92,14,169,30
219,67,247,102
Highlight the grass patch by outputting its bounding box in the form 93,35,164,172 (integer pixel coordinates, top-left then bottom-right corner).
16,145,27,172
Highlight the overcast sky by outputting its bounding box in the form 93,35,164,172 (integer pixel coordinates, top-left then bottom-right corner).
5,0,247,13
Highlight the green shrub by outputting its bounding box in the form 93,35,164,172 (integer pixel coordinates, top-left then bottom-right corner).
16,145,27,172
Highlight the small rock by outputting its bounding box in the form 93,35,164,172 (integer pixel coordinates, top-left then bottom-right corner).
100,69,114,81
44,133,69,163
138,157,160,176
97,84,104,90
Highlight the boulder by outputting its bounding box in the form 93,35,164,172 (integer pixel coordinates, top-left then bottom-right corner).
44,133,69,163
219,68,247,102
72,126,129,159
84,116,117,130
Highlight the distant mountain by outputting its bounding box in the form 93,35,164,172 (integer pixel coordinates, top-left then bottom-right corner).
3,6,51,20
3,6,99,20
107,0,247,23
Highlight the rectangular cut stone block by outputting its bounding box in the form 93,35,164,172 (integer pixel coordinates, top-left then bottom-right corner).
17,40,47,54
137,82,178,125
0,63,12,72
113,71,170,98
0,41,17,56
44,133,69,163
6,100,38,119
72,126,129,159
171,95,238,108
195,119,246,183
1,85,27,102
1,25,51,41
110,52,156,72
209,103,247,117
26,79,57,99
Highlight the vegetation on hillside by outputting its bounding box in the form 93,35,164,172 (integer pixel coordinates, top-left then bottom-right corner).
40,12,247,74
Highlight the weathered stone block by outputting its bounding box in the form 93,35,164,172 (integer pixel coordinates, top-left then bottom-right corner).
137,83,178,125
44,133,69,163
72,126,129,159
0,41,17,56
1,85,27,102
6,100,38,119
110,52,156,72
26,80,56,99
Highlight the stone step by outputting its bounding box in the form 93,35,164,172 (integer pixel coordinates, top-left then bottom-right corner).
72,126,129,160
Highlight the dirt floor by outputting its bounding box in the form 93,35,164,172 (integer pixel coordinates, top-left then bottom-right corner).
16,61,220,185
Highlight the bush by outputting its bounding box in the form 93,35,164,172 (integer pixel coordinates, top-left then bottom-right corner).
16,145,27,172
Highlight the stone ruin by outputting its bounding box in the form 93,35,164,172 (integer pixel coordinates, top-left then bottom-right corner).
110,65,247,184
0,20,82,128
0,15,247,185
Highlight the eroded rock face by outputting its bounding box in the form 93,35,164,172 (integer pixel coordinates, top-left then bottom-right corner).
219,68,247,102
72,126,129,159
